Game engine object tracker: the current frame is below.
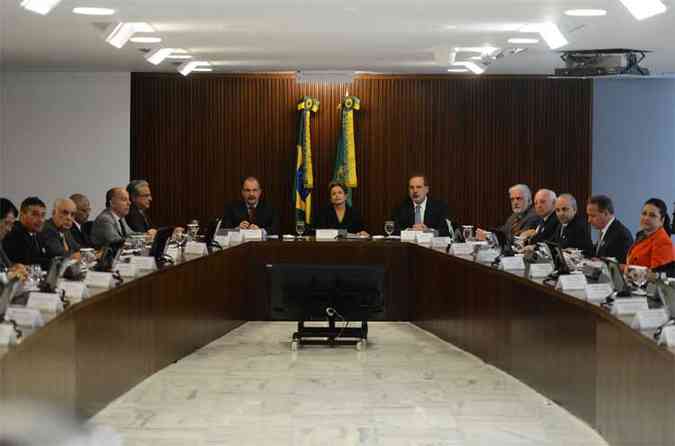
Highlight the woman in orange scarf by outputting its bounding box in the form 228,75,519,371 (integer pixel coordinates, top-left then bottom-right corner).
626,198,674,273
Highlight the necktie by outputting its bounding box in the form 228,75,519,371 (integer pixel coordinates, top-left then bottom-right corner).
511,214,523,235
119,220,127,238
248,206,256,224
560,225,567,240
414,205,422,225
60,232,69,253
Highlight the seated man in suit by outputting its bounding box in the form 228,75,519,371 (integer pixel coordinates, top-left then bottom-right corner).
125,180,157,235
523,189,558,245
551,194,593,253
478,184,540,242
2,197,50,269
223,177,280,235
91,187,140,248
586,195,633,263
391,174,450,236
69,193,92,248
39,198,81,261
0,198,28,281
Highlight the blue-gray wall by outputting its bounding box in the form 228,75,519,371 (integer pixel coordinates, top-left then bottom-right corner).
593,78,675,236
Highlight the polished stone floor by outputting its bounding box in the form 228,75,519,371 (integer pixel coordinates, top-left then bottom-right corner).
91,322,608,446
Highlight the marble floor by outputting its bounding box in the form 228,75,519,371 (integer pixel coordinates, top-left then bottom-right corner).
91,322,609,446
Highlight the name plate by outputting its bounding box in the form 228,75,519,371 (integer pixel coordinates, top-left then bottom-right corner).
315,229,339,240
476,248,500,263
467,241,488,248
115,263,138,278
241,229,263,240
500,256,526,271
659,326,675,347
184,242,207,256
416,232,434,244
85,271,114,289
130,256,157,270
529,263,554,279
58,280,88,301
401,230,417,243
27,292,64,313
166,246,180,261
611,297,649,316
5,307,44,328
585,283,613,302
631,309,669,330
431,237,452,249
556,273,588,291
229,232,243,245
451,243,474,256
214,235,229,248
0,324,18,346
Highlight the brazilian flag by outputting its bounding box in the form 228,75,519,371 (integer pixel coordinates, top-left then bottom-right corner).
332,95,360,206
293,96,319,224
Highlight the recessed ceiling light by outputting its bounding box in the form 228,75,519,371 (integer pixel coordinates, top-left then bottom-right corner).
521,23,568,50
455,46,499,55
146,48,175,65
565,9,607,17
447,68,468,73
469,56,483,60
618,0,667,20
73,7,115,16
179,61,211,76
454,61,485,75
508,37,540,44
167,54,193,60
21,0,62,15
105,22,154,48
193,68,213,72
130,36,163,44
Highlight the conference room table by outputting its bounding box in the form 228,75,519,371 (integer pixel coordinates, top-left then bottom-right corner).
1,238,674,446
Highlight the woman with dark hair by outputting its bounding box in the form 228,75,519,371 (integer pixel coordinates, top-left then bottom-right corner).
0,198,19,241
626,198,674,272
315,182,369,236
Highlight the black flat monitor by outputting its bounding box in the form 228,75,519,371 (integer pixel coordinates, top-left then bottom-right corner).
149,227,174,260
267,264,385,321
94,240,125,272
602,257,631,297
41,256,77,293
545,242,571,275
204,219,222,252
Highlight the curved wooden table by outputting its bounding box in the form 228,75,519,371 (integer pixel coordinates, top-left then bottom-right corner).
1,241,672,446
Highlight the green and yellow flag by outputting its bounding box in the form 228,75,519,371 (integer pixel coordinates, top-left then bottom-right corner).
293,96,320,224
332,95,360,206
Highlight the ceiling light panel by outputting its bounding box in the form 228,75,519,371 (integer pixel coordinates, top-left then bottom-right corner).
72,7,115,16
618,0,667,20
564,9,607,17
105,22,155,49
521,23,568,50
146,48,175,65
454,61,485,75
130,36,163,44
21,0,62,15
508,38,540,44
179,61,211,76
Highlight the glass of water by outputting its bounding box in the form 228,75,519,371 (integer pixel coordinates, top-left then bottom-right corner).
295,221,305,238
462,225,474,242
384,220,395,237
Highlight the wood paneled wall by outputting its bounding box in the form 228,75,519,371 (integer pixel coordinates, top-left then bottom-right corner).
131,73,592,233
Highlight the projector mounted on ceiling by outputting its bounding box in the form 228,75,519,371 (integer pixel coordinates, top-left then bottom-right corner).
555,49,651,77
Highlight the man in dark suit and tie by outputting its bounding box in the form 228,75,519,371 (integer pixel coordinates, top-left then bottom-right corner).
91,187,140,248
39,198,81,260
391,174,450,236
223,177,280,235
523,189,559,245
586,195,633,263
125,180,156,234
2,197,51,269
551,194,593,253
69,193,93,248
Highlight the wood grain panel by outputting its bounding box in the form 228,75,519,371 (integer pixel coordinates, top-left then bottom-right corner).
131,74,592,233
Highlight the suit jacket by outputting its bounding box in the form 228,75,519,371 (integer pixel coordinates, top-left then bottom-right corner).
528,212,559,245
223,200,280,235
0,243,12,270
70,221,92,249
499,206,541,241
38,219,81,260
391,197,450,236
595,218,634,264
2,222,50,269
552,213,593,254
91,209,137,248
125,204,152,233
315,206,366,234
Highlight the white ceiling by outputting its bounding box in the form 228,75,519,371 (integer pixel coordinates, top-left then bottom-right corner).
2,0,675,74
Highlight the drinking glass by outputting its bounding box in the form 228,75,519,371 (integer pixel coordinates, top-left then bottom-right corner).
384,221,395,237
462,225,474,242
295,221,306,238
626,265,648,291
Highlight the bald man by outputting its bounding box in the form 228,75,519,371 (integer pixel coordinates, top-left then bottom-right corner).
523,189,559,245
91,187,139,248
39,198,82,260
552,193,593,254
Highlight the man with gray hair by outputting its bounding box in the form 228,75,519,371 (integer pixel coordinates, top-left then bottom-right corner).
553,193,593,254
496,184,541,240
125,180,154,233
523,189,558,245
39,198,81,260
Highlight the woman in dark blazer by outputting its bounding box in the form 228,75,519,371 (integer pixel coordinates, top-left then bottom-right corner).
315,183,369,236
